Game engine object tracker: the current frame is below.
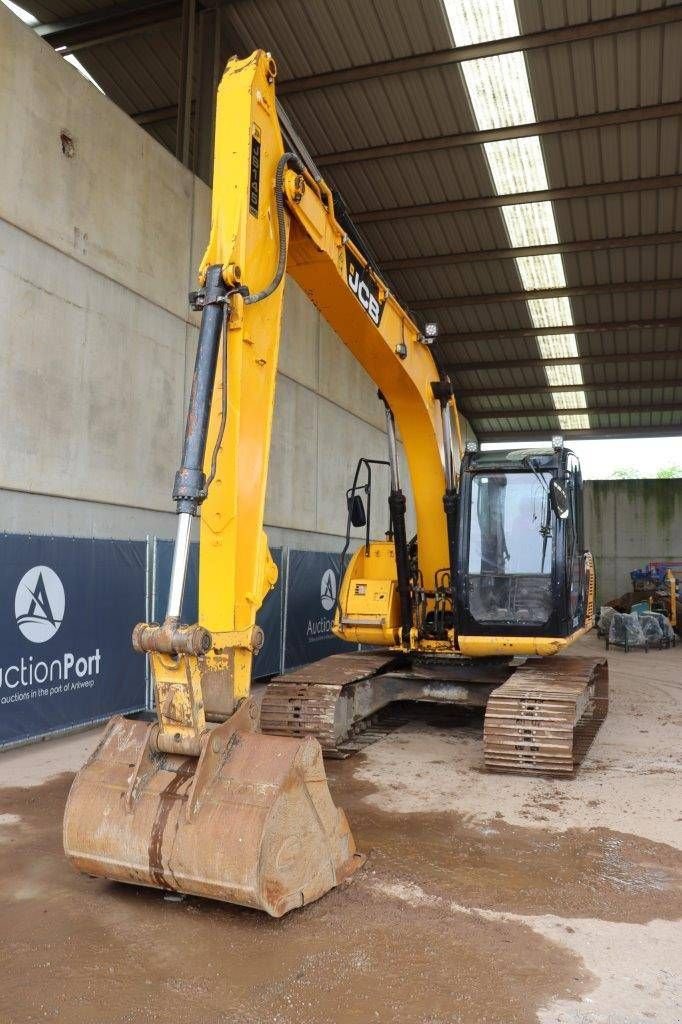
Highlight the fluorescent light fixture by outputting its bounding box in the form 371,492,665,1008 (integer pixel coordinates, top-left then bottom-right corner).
1,0,37,24
445,0,590,430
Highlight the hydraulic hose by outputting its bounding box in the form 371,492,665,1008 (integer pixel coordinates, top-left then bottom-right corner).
245,151,303,306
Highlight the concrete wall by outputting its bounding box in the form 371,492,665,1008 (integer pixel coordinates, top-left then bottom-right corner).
0,9,436,555
583,479,682,604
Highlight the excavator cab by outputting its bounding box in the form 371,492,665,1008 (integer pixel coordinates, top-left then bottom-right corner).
455,444,588,639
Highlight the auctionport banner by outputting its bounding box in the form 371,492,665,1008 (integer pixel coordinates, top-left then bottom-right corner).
0,535,146,747
284,549,353,670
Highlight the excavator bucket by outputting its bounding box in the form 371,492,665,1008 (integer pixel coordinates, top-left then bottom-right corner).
63,700,363,917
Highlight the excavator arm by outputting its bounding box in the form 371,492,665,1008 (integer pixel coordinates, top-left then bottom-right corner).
134,48,457,747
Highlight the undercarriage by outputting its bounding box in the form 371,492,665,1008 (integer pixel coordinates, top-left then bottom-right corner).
261,652,609,776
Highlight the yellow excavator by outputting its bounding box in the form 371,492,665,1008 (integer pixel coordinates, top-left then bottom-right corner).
63,51,608,917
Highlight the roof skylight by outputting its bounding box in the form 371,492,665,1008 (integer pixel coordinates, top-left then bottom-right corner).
444,0,590,432
501,202,559,247
64,53,105,93
444,0,519,43
460,54,535,128
484,138,549,194
1,0,36,23
1,0,104,93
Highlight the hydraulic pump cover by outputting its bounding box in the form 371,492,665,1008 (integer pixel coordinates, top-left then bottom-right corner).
63,703,363,917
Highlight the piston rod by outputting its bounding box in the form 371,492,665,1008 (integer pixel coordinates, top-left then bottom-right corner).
167,511,193,620
441,400,456,491
431,380,458,640
384,401,401,492
382,398,413,645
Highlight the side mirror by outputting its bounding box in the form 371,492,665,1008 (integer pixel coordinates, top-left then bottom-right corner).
348,493,366,528
549,477,569,520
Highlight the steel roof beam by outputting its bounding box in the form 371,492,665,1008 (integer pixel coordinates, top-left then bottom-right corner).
35,0,244,53
478,425,682,440
36,0,183,52
278,7,682,95
355,173,682,225
462,401,682,421
317,101,682,168
133,103,187,125
410,277,682,311
382,230,682,272
456,378,682,399
439,316,682,346
445,348,682,374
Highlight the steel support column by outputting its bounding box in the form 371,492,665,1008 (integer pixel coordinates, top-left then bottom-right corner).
195,6,222,183
176,0,197,167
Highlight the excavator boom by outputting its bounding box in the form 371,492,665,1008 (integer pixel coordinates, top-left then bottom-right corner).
64,50,385,916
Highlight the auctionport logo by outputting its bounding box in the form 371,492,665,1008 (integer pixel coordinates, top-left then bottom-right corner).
2,564,101,703
320,568,336,612
15,566,65,643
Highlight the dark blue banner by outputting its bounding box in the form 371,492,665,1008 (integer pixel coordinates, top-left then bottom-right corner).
254,547,284,678
153,541,283,679
0,535,146,747
284,549,353,670
0,534,355,747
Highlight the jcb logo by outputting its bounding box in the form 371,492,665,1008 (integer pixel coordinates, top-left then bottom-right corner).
346,248,385,327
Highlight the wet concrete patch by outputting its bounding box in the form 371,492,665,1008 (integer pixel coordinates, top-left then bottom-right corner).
0,773,591,1024
328,759,682,924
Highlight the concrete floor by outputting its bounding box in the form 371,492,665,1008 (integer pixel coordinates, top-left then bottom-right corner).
0,633,680,1024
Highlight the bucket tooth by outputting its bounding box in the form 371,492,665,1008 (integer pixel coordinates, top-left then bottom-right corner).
63,701,363,917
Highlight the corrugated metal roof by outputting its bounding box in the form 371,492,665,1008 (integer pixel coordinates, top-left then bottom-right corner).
13,0,682,439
